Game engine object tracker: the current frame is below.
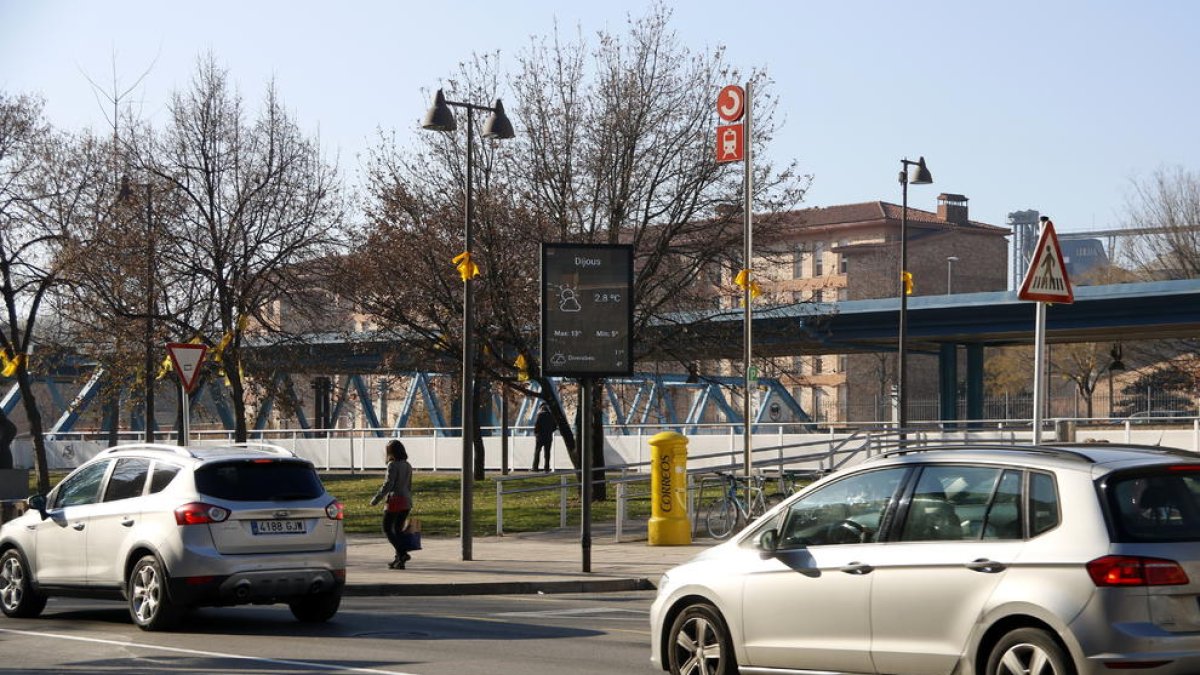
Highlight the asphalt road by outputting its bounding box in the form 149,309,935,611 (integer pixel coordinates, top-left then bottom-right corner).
0,592,657,674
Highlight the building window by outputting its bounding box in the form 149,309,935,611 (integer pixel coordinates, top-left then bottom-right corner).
793,245,806,278
812,288,824,303
838,354,848,373
838,239,849,274
813,241,825,276
837,287,848,302
813,388,824,422
813,355,823,375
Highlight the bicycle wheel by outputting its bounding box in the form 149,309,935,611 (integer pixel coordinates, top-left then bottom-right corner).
705,498,739,539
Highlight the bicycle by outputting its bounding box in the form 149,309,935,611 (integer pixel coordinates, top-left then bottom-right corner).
704,471,770,540
763,469,818,507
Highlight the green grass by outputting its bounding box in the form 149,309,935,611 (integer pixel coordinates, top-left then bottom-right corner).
324,472,654,536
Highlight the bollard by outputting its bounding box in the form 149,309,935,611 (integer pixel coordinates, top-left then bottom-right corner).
648,431,691,545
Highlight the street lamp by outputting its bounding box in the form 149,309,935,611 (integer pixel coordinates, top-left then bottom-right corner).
946,255,959,294
422,88,514,562
119,176,156,443
897,156,932,434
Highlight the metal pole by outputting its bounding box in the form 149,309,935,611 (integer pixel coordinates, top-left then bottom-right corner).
1032,300,1046,444
500,385,509,475
181,388,190,446
144,184,156,443
581,377,593,573
742,80,754,484
461,107,476,561
898,171,909,436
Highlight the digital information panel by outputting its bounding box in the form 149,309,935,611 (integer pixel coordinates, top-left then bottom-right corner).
541,243,634,377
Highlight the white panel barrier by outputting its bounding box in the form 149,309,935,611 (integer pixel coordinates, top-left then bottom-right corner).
9,423,1200,473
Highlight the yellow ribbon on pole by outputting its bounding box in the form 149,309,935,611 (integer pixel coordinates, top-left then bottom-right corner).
453,251,480,281
734,268,762,299
902,271,914,296
0,351,23,377
155,354,172,380
515,354,529,382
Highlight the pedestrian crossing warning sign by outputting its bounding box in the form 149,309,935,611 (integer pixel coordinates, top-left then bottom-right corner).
1018,218,1074,304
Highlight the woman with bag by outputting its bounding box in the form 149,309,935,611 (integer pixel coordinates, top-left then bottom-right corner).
369,439,414,569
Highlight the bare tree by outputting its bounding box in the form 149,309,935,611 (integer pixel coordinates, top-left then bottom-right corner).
344,5,808,487
106,55,348,442
1122,166,1200,280
0,92,107,492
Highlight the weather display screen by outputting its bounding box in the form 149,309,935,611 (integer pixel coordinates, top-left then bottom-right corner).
541,243,633,377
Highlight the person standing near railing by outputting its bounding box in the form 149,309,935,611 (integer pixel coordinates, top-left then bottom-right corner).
533,405,556,472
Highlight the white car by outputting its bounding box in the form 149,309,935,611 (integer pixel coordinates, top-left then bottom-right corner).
1,443,346,630
651,443,1200,675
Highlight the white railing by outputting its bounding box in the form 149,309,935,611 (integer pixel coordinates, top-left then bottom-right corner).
13,415,1200,473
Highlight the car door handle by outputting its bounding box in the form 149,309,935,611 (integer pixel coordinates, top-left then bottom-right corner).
121,517,135,527
72,522,85,531
966,558,1006,573
840,562,874,575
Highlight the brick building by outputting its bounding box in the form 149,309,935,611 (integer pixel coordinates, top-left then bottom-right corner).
751,194,1009,423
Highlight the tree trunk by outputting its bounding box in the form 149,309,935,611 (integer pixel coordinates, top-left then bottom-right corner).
17,368,50,494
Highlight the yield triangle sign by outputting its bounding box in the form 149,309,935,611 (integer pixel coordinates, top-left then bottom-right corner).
167,343,208,393
1018,219,1074,304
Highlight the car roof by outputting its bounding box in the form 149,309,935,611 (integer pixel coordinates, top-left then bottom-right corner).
869,442,1200,474
95,442,299,464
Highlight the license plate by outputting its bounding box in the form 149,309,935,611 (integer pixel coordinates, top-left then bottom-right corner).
251,519,306,535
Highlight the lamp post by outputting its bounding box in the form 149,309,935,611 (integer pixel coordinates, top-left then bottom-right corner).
422,88,514,562
120,177,156,443
897,156,932,434
946,256,959,294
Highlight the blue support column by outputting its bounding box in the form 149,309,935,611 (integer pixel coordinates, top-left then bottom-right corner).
939,343,958,426
966,343,985,428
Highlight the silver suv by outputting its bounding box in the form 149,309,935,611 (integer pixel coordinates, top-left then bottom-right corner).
0,443,346,631
651,443,1200,675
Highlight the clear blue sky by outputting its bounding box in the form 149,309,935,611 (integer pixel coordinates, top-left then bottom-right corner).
2,0,1197,234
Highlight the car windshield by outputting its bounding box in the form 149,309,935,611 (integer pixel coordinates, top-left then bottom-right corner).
194,460,325,502
1107,468,1200,542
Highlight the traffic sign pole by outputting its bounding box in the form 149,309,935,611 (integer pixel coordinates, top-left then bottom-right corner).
1019,217,1072,444
1032,300,1047,444
742,80,754,486
167,343,208,447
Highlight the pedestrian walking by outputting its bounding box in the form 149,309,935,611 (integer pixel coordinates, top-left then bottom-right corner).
369,439,414,569
533,405,556,472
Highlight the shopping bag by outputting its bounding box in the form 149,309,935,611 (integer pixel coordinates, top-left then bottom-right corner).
402,516,421,533
398,531,422,551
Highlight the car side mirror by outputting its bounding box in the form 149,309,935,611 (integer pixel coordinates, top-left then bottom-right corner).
27,494,47,520
758,528,780,559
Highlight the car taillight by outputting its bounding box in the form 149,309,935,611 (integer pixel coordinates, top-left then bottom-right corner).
1087,555,1190,587
174,502,230,526
325,500,345,521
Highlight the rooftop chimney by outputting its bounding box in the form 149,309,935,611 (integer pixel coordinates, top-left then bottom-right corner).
937,194,969,225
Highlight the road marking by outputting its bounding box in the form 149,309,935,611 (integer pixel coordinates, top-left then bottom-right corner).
0,628,413,674
494,606,647,619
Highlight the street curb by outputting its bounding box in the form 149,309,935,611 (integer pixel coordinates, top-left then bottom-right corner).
344,577,656,597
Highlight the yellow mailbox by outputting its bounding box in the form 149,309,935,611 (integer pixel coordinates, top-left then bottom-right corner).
648,431,691,545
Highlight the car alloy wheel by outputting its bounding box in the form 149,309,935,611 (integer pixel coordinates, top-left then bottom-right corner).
0,549,46,618
129,555,179,631
987,627,1072,675
668,603,736,675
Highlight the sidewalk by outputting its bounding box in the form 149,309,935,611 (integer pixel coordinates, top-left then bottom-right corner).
343,525,715,596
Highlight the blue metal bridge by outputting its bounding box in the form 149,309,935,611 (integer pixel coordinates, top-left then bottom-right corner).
12,278,1200,435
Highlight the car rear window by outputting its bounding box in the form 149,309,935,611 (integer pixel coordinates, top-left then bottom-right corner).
194,460,325,502
1108,468,1200,542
